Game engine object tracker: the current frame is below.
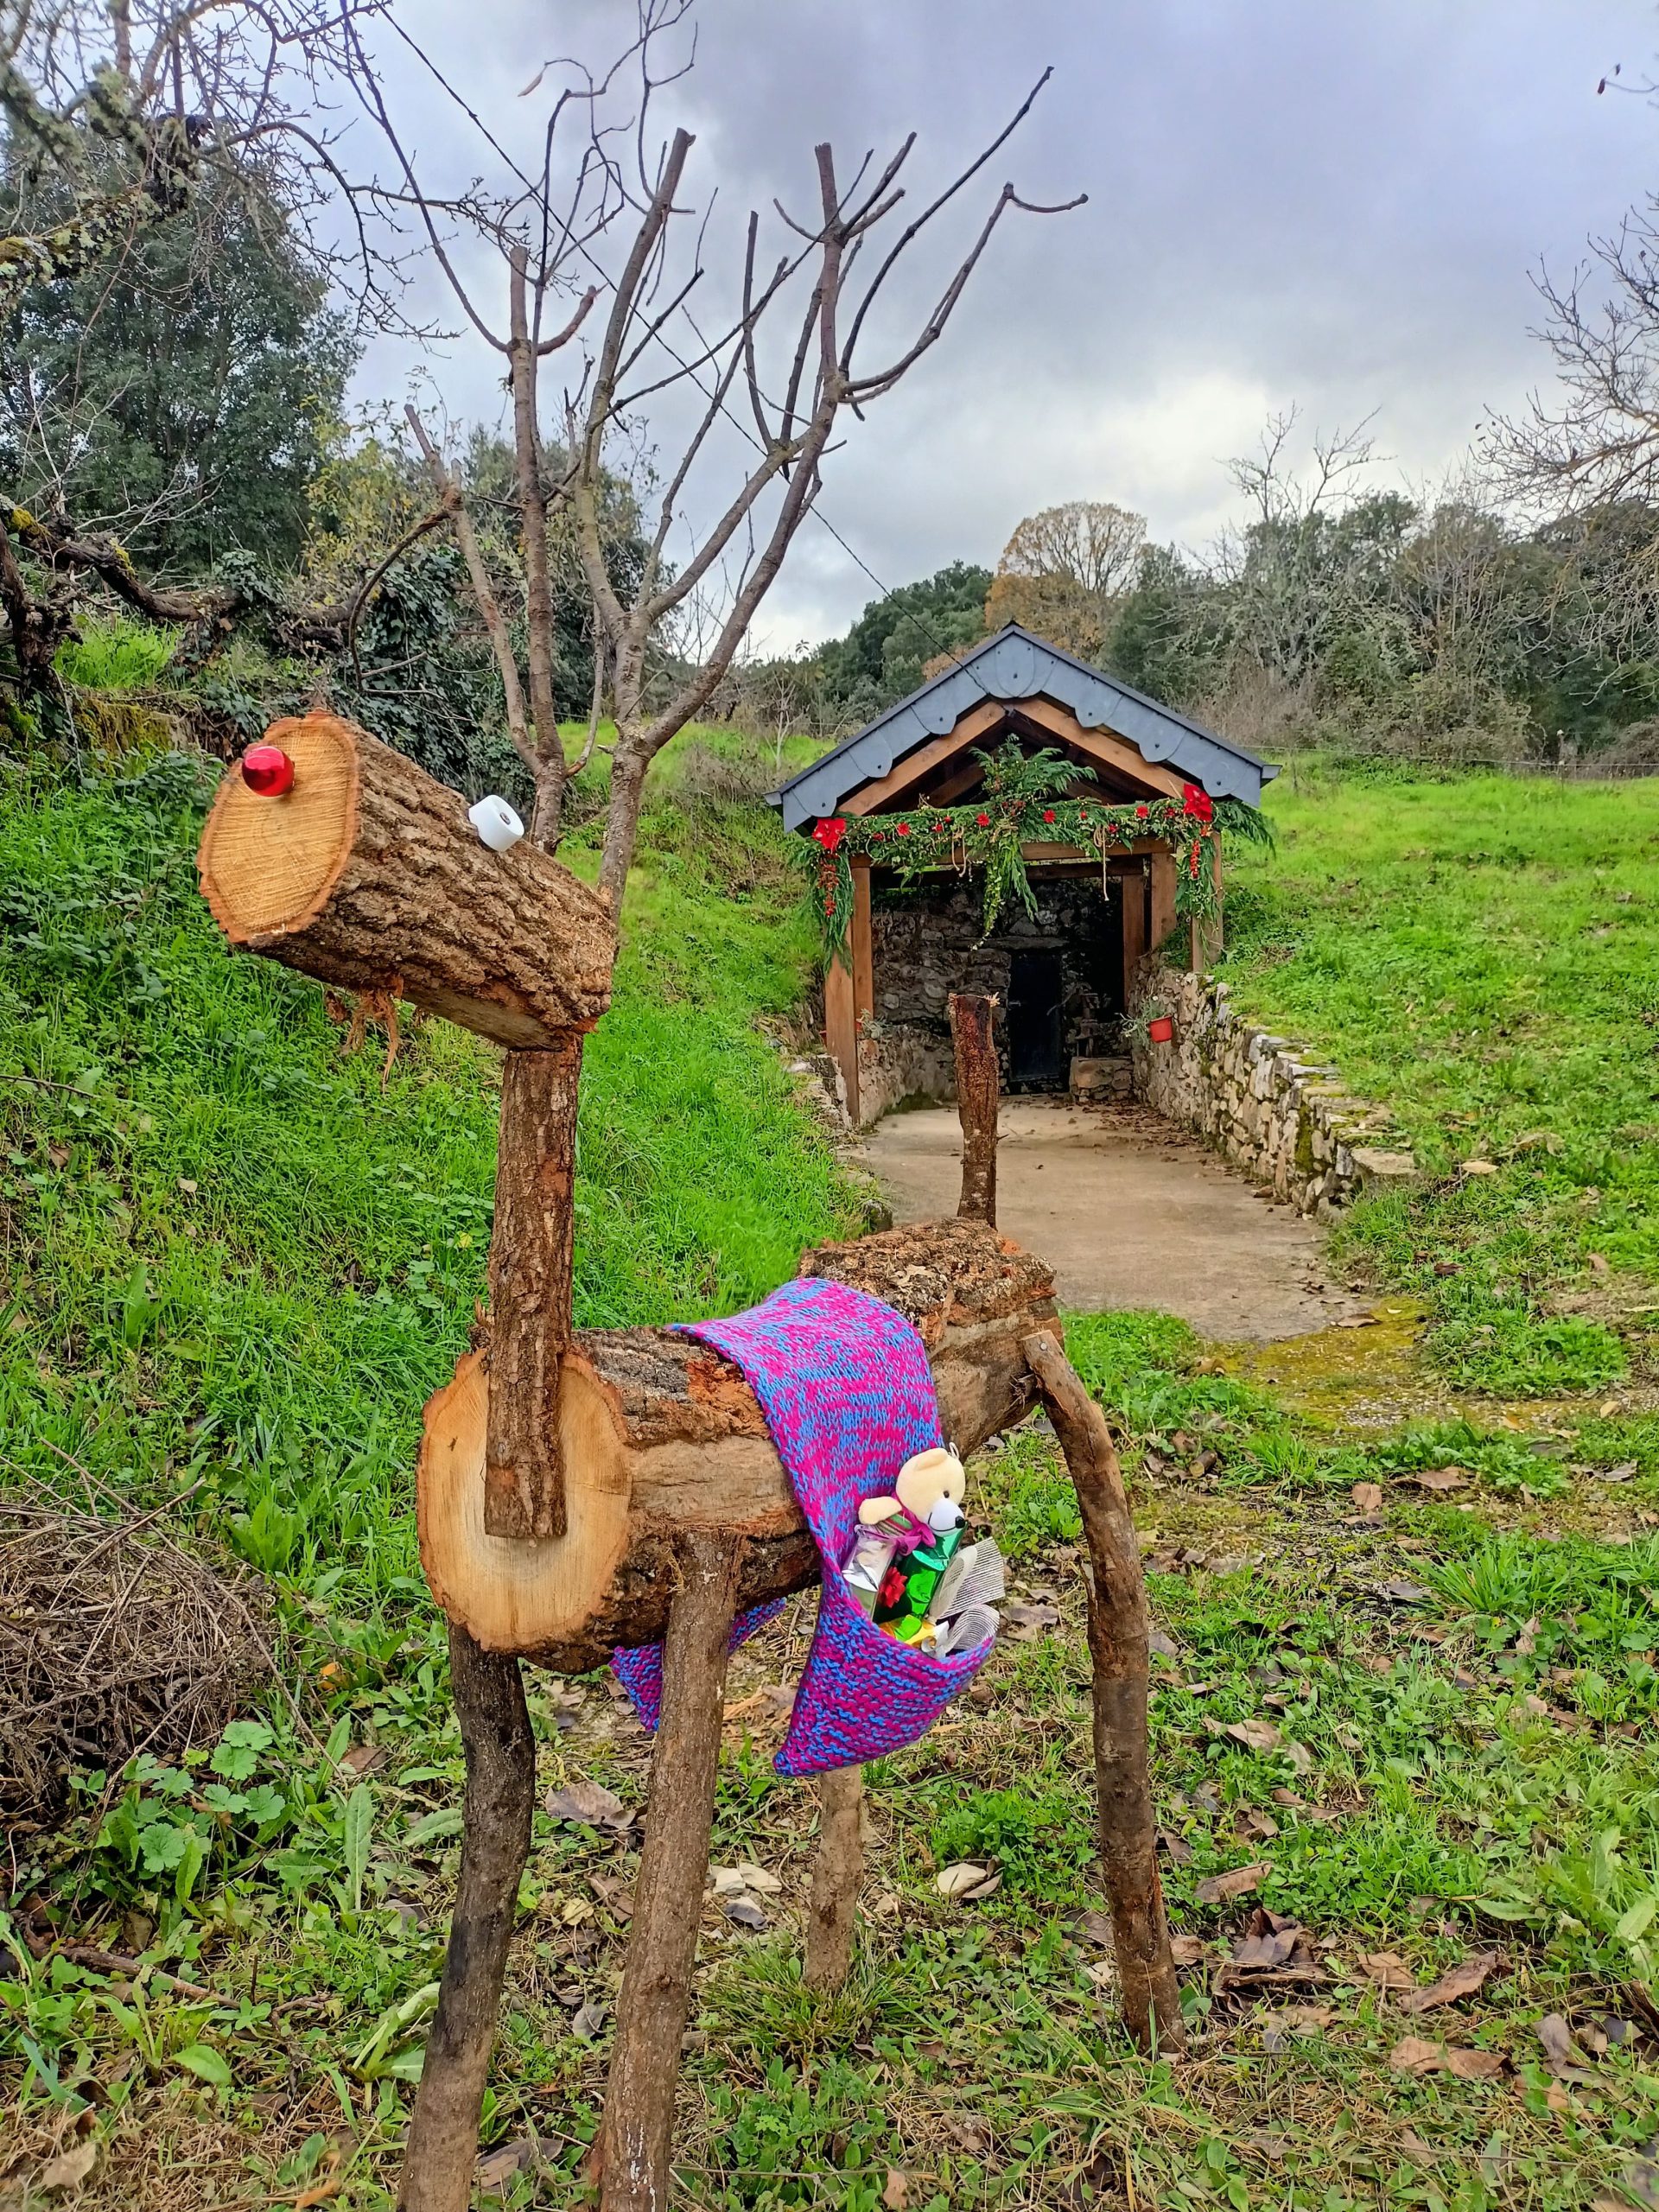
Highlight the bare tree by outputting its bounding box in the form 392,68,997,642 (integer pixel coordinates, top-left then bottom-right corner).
1488,209,1659,513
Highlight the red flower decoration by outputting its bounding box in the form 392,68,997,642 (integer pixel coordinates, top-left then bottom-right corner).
897,820,912,836
1182,783,1214,823
1042,809,1056,823
811,817,847,854
976,811,991,827
932,817,950,833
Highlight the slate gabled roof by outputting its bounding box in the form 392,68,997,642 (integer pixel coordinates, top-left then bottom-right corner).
768,622,1277,831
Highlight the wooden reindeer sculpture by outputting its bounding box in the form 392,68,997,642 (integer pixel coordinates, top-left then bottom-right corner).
198,716,1180,2212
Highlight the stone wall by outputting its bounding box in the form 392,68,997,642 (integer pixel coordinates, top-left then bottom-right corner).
1128,962,1417,1215
859,874,1123,1123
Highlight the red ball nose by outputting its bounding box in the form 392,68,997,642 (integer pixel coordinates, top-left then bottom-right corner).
240,744,295,797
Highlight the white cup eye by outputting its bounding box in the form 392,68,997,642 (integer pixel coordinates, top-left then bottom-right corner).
468,796,525,852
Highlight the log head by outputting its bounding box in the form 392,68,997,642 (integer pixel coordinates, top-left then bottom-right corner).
197,713,615,1046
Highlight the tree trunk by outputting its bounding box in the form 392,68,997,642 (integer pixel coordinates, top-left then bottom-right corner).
486,1037,582,1540
804,1764,864,1991
197,713,613,1046
398,1629,537,2212
950,992,1000,1227
418,1218,1059,1666
1022,1331,1185,2056
599,1534,744,2212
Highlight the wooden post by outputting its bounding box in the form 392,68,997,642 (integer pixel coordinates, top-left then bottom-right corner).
399,1630,537,2212
599,1534,744,2212
1022,1332,1185,2056
486,1034,583,1540
805,1764,864,1991
1192,841,1224,971
949,991,999,1227
824,949,859,1124
1149,846,1179,958
851,858,874,1021
1120,862,1148,1013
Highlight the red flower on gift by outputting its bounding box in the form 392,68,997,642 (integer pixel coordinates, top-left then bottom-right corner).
897,820,912,836
976,811,991,827
811,817,847,853
1135,803,1149,819
1042,809,1057,823
1182,783,1214,823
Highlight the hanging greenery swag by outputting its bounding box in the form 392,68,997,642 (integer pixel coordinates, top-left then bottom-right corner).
797,742,1271,957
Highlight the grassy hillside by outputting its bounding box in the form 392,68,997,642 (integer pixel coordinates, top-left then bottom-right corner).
1224,764,1659,1398
0,747,856,1618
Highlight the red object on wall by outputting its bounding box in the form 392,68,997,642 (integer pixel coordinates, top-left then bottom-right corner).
240,743,295,797
1147,1015,1175,1044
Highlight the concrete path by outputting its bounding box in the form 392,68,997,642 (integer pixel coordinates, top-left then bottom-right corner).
863,1097,1365,1342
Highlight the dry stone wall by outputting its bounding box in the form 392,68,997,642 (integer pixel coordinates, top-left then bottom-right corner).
1128,963,1417,1216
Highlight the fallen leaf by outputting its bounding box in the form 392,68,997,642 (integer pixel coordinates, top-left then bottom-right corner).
731,1861,783,1895
937,1861,991,1899
1351,1481,1383,1513
1148,1630,1180,1661
544,1779,631,1829
475,2139,538,2190
1593,1461,1638,1485
1376,1579,1431,1605
1400,1951,1502,2013
1359,1950,1416,1992
340,1742,385,1776
1003,1600,1060,1637
1389,2035,1504,2079
1604,2148,1659,2210
720,1895,768,1930
1402,1466,1467,1493
1460,1160,1499,1176
1536,2012,1583,2075
1157,1827,1194,1866
1170,1934,1207,1966
588,1872,633,1920
1224,1717,1282,1754
1194,1863,1267,1906
961,1869,1002,1901
882,2171,911,2211
571,1998,608,2040
177,1177,199,1195
37,2140,98,2191
1076,1909,1116,1947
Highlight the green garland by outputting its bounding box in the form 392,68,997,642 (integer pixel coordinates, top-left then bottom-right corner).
798,742,1271,957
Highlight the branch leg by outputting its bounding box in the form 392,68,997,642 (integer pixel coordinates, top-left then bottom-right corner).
949,992,999,1226
804,1764,864,1991
398,1629,537,2212
1022,1332,1185,2055
600,1534,744,2212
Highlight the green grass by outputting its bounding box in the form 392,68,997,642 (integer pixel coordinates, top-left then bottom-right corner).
7,753,1659,2209
54,615,179,691
1223,760,1659,1395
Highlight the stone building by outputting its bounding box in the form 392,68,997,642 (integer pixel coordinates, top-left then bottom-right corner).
769,624,1275,1126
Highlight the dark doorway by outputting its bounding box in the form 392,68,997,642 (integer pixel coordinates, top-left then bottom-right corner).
1007,949,1065,1089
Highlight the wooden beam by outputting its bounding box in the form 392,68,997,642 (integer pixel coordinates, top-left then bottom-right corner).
1014,696,1188,802
1149,847,1179,957
840,698,1008,816
824,949,859,1122
850,859,874,1022
1121,861,1147,1007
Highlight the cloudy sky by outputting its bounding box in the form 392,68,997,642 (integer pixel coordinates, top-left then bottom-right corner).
353,0,1656,649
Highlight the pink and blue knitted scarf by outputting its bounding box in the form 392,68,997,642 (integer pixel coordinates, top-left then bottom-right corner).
611,1276,994,1775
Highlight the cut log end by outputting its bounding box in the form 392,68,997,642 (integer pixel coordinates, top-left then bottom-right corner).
198,714,362,944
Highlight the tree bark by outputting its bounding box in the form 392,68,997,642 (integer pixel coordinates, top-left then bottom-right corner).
600,1534,744,2212
1022,1331,1185,2056
398,1628,537,2212
804,1764,864,1991
419,1218,1059,1667
486,1038,582,1540
950,993,1000,1227
197,713,614,1046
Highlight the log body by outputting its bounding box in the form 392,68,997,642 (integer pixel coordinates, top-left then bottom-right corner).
197,714,615,1046
418,1218,1060,1669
